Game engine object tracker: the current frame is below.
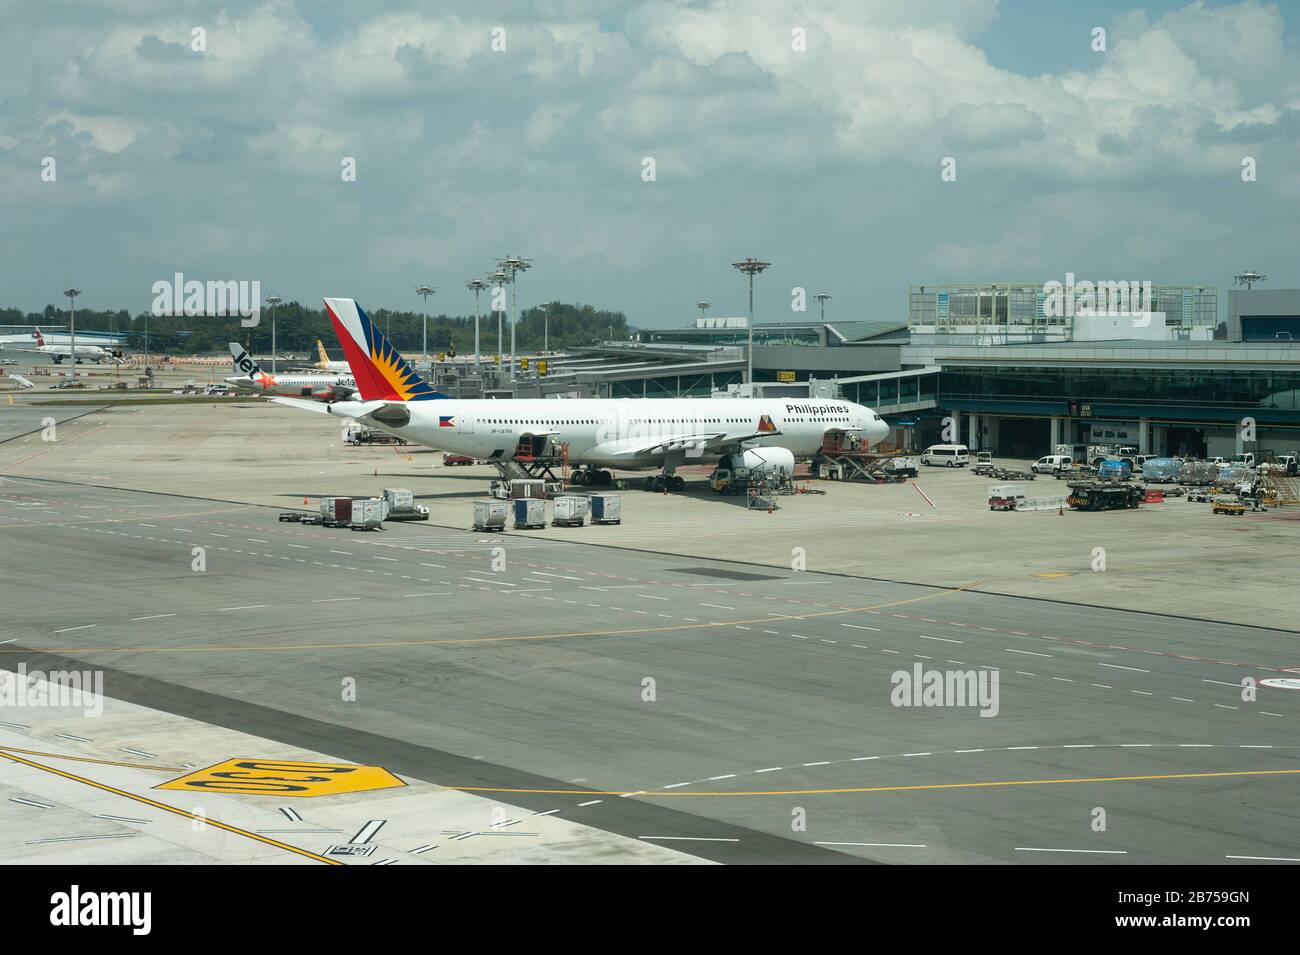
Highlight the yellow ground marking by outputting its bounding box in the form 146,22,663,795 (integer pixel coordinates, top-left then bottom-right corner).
1033,572,1072,578
156,758,406,798
0,749,342,865
0,745,183,772
444,767,1300,798
0,580,987,656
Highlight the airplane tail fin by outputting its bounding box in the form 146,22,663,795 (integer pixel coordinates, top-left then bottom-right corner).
316,339,331,368
229,342,261,377
33,327,45,347
322,298,448,402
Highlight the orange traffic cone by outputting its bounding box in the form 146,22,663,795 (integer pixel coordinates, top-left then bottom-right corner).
1058,505,1064,516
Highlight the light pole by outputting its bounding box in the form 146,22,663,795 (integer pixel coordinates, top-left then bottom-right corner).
816,291,831,323
265,294,282,372
731,257,771,395
63,287,81,385
489,269,509,373
466,279,487,371
497,255,532,379
415,285,436,360
697,300,711,320
542,300,560,355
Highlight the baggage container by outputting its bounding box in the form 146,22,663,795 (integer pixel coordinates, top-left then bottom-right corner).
512,497,546,529
349,497,386,531
382,487,429,521
509,479,546,500
473,499,507,531
320,496,353,527
382,488,414,512
589,493,621,525
552,495,589,527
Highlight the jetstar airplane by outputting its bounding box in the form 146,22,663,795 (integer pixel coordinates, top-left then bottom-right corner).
225,343,357,400
268,298,890,490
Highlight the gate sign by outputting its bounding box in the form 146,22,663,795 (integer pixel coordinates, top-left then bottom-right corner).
156,759,406,797
777,370,796,383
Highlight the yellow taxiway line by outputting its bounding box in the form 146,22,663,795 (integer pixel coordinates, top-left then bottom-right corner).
444,767,1300,798
0,748,342,865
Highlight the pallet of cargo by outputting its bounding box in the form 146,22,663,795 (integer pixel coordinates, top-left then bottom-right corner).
1065,480,1143,511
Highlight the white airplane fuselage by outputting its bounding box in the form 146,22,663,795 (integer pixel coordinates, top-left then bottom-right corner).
227,371,356,399
45,345,113,363
324,396,889,469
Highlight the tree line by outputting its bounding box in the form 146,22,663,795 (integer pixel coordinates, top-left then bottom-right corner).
0,301,632,357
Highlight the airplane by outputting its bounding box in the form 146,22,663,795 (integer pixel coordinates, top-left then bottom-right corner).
312,339,350,372
25,328,122,364
225,343,358,400
266,298,890,491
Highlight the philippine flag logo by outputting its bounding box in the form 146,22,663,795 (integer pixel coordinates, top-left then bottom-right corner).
439,415,455,428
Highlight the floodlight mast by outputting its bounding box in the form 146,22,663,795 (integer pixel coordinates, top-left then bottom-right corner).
1233,270,1268,291
63,287,81,385
489,269,510,370
265,294,282,372
496,255,532,381
730,257,771,395
415,285,436,360
816,291,831,323
466,279,487,371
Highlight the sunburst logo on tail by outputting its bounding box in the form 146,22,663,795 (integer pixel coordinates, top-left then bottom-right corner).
758,414,777,432
323,297,445,402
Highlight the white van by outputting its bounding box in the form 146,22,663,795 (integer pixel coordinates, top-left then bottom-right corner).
922,444,970,468
1032,454,1073,475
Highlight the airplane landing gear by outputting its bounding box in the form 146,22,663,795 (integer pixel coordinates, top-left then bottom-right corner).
571,468,612,487
645,473,686,492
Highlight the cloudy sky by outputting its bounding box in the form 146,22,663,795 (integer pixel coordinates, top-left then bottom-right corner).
3,0,1297,327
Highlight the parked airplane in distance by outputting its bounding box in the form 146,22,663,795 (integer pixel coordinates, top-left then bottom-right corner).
21,328,122,364
312,339,350,372
266,298,890,491
225,343,357,400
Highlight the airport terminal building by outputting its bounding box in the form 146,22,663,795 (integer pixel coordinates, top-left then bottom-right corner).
588,281,1299,459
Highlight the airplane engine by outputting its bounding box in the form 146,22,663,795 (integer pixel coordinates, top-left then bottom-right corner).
722,447,796,478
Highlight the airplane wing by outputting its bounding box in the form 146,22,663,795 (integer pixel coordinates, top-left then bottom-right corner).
268,396,335,415
589,426,782,459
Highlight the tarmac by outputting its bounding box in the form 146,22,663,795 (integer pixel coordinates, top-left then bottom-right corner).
1,388,1299,864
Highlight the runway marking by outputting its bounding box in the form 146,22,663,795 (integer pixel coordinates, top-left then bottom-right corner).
920,635,961,643
1015,847,1127,855
815,841,926,848
0,749,341,864
639,836,740,843
312,597,361,603
1226,855,1300,863
1005,648,1051,657
447,767,1300,798
53,625,95,633
1100,663,1150,673
217,605,265,612
131,614,175,621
